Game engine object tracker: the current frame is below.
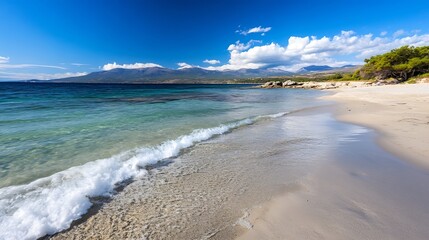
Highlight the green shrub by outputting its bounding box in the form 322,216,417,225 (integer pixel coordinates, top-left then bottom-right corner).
360,45,429,81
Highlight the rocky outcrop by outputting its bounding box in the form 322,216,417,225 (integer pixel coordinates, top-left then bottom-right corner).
260,80,375,90
261,81,284,88
282,80,298,87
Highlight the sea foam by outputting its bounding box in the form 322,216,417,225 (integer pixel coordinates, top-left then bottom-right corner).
0,113,286,240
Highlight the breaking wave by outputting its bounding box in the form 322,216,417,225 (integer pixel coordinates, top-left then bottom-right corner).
0,112,288,240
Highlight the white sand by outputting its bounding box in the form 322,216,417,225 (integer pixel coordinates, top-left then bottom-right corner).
238,84,429,240
325,83,429,169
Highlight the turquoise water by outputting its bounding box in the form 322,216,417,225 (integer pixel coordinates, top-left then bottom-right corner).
0,83,323,188
0,82,324,239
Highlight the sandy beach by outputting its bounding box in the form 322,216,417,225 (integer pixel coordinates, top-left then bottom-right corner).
43,84,429,240
326,83,429,170
238,83,429,239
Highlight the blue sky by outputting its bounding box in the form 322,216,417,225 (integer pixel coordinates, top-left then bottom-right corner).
0,0,429,80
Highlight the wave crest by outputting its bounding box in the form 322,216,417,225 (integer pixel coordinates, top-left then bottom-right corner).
0,113,286,240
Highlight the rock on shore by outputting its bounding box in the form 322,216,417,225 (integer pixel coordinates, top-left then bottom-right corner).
260,80,375,90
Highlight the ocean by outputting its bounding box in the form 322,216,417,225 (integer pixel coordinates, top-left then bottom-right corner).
0,82,325,239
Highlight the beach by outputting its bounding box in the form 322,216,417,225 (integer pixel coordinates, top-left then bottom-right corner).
238,83,429,239
325,84,429,169
2,1,429,239
50,108,347,239
2,83,429,239
47,84,429,239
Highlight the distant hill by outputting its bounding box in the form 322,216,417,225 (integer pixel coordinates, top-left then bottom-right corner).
50,65,360,84
50,67,293,83
299,65,334,72
297,64,360,73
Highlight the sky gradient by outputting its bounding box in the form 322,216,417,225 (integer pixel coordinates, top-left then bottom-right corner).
1,0,429,80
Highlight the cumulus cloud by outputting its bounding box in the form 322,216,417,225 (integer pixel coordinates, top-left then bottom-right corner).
0,56,9,63
393,29,406,38
177,62,194,69
380,31,388,36
236,26,271,35
208,30,429,72
227,40,262,52
102,62,162,71
203,59,220,65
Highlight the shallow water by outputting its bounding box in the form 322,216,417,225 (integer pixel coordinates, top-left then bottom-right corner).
3,83,428,240
51,109,375,239
0,83,324,187
53,109,429,240
0,83,325,239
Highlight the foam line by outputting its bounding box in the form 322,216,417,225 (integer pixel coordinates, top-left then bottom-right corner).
0,112,287,240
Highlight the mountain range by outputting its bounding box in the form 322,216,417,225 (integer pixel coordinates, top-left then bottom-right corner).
49,65,359,84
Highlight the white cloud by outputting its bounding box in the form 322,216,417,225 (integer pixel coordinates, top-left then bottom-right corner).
248,26,271,34
393,29,406,38
0,56,67,70
203,59,220,65
0,63,66,70
227,40,262,52
227,41,250,52
208,30,429,72
0,56,9,63
102,62,162,71
0,56,80,80
43,72,88,80
71,63,88,66
0,71,87,80
0,56,70,71
380,31,388,36
177,62,194,69
237,26,271,35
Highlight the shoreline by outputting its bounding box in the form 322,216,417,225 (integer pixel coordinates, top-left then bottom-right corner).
237,83,429,239
10,83,429,239
48,104,360,239
50,93,429,239
323,83,429,170
1,84,326,239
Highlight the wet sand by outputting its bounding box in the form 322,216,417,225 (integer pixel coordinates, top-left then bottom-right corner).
239,84,429,239
237,122,429,240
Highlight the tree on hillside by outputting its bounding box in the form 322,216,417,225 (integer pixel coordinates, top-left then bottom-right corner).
360,45,429,81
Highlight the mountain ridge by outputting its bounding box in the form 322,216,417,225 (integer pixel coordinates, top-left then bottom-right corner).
50,65,360,83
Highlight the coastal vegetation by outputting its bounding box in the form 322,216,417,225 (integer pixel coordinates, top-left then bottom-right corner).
256,45,429,85
359,45,429,81
247,72,360,84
